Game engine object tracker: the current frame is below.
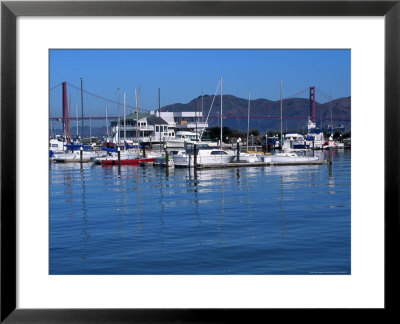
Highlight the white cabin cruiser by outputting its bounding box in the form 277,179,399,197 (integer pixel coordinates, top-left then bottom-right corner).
163,131,199,148
164,131,218,149
282,133,309,151
305,120,325,149
173,143,234,167
49,137,67,159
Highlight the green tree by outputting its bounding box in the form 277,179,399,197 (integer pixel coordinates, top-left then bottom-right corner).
249,128,259,136
206,126,232,142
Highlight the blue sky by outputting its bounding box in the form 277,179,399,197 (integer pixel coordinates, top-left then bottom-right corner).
50,49,350,111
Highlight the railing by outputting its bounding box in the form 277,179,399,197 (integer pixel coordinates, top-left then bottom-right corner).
112,125,155,132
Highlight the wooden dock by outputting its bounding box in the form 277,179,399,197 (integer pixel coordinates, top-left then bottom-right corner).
196,160,329,169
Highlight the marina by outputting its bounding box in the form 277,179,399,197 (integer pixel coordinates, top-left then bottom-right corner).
49,49,351,275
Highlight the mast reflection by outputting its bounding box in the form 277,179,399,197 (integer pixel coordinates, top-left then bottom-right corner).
80,168,89,260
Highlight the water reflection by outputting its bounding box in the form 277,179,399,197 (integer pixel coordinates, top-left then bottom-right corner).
328,163,335,190
244,168,254,244
157,169,165,248
80,168,89,260
134,167,144,238
218,168,227,247
279,175,287,241
61,164,73,210
50,150,350,274
279,175,289,272
236,168,241,185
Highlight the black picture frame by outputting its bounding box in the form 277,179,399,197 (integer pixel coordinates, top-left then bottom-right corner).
1,0,399,322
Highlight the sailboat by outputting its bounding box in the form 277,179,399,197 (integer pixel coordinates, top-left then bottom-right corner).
93,149,156,165
235,92,260,162
173,78,236,167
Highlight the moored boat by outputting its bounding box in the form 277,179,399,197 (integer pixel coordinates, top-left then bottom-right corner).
154,154,175,167
270,152,319,163
99,157,156,166
53,144,103,163
173,143,234,167
322,136,338,149
53,151,98,163
282,133,309,151
93,150,155,165
305,119,325,149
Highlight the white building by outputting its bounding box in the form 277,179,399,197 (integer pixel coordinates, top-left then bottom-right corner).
111,114,171,144
111,110,208,145
149,111,207,134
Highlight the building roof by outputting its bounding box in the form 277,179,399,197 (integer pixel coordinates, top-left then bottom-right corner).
124,112,150,120
146,115,169,125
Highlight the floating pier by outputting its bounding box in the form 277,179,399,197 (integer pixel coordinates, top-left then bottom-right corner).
190,159,328,169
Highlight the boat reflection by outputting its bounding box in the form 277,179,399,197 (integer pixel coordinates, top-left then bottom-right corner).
79,168,89,260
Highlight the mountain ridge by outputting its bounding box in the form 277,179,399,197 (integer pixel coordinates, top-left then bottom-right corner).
161,94,351,132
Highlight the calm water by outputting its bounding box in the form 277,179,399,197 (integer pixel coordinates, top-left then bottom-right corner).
49,150,351,275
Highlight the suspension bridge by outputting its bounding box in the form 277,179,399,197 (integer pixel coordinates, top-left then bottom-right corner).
49,81,349,138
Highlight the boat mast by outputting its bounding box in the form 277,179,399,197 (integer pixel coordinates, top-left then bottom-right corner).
220,77,223,149
158,88,161,118
135,87,140,153
89,107,92,143
330,90,333,136
89,105,92,142
195,98,198,140
68,93,71,143
105,104,109,138
247,91,250,152
117,88,120,144
158,88,162,152
123,92,126,146
135,88,138,147
199,79,221,140
50,111,53,138
201,91,204,122
280,80,283,149
80,77,84,142
75,103,78,138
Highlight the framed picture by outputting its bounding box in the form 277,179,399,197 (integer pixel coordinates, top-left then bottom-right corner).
1,0,399,322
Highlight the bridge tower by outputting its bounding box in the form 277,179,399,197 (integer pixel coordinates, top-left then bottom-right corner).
309,86,316,123
62,81,70,140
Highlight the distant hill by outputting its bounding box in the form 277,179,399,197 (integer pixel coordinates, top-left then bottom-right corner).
161,94,351,133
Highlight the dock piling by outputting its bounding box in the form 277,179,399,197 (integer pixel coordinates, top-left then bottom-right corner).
117,146,121,172
194,144,198,168
79,146,83,168
164,145,169,168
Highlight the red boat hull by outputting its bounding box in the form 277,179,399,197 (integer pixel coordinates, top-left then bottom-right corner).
101,158,156,166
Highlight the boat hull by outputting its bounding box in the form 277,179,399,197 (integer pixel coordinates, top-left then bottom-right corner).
270,153,319,163
173,153,234,167
100,158,156,166
53,151,98,163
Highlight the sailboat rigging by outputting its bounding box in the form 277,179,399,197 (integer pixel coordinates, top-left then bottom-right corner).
105,104,109,139
220,77,223,149
247,92,250,152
